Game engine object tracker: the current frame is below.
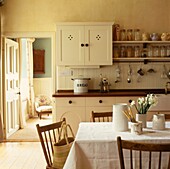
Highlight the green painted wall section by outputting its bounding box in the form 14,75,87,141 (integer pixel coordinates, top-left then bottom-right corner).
33,38,51,78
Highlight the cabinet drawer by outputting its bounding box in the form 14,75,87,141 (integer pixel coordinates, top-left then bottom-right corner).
86,97,116,107
55,97,85,107
115,96,138,104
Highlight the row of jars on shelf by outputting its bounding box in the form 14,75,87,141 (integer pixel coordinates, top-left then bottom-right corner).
118,29,141,41
115,28,170,41
113,45,170,58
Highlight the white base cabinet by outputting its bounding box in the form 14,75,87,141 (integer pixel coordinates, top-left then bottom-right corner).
53,96,139,134
85,97,116,122
53,97,86,134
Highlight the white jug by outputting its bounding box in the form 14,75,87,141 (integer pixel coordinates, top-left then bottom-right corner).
112,103,128,132
152,114,165,130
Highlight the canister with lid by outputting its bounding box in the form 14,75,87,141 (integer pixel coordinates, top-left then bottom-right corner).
127,29,133,41
120,46,126,57
127,46,133,57
120,29,126,41
134,29,141,41
134,46,141,57
160,46,166,57
167,46,170,57
147,45,153,57
113,46,120,58
71,78,91,93
153,46,159,57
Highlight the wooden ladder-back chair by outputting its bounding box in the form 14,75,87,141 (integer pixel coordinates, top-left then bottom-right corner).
91,111,112,122
36,118,66,169
117,136,170,169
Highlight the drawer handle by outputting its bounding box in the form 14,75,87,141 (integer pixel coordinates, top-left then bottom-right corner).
69,100,72,104
85,43,89,47
81,44,84,47
99,100,102,103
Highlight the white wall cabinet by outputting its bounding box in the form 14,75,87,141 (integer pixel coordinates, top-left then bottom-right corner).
56,22,113,66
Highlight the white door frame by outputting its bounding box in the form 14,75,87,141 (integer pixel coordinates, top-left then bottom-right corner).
0,32,55,139
3,31,56,93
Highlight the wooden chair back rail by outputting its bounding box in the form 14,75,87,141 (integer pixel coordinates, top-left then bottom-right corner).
91,111,112,122
36,118,66,169
117,136,170,169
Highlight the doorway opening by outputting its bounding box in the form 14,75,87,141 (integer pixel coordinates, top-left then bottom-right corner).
7,115,52,142
3,32,55,142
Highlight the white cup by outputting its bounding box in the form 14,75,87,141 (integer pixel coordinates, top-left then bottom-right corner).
131,121,143,135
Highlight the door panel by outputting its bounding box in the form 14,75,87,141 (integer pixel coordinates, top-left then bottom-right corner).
3,38,20,138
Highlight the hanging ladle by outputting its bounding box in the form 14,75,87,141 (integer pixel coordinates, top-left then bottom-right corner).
115,65,121,83
127,65,132,83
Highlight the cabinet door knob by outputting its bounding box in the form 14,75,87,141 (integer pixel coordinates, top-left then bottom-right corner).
81,44,84,47
69,100,72,104
99,100,102,103
85,44,89,47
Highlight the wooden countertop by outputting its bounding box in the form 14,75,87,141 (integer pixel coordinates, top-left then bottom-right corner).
52,89,165,97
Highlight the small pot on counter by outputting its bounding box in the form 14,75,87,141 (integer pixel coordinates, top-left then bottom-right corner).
71,78,91,93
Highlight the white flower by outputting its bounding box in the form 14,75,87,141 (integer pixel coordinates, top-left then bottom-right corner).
138,97,144,104
130,100,135,106
130,94,158,114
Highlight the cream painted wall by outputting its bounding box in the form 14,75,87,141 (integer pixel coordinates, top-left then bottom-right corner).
1,0,170,91
1,0,170,33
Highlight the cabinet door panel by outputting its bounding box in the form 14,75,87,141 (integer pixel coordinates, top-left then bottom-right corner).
86,97,116,107
115,97,138,104
55,98,85,107
56,26,84,65
56,107,85,134
85,26,112,65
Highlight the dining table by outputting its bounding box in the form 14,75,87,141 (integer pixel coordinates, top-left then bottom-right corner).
63,122,170,169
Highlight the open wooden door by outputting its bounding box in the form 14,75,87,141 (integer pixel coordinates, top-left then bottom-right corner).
2,38,21,138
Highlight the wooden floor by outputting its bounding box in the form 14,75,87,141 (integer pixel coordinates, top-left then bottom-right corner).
0,142,46,169
0,116,52,169
7,115,52,141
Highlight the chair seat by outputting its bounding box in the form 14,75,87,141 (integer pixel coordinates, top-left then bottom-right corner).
36,105,52,112
35,94,53,119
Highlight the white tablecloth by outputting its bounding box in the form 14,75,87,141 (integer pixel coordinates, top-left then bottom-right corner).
63,122,170,169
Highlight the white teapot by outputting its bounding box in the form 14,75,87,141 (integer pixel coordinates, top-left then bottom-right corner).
152,114,165,130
